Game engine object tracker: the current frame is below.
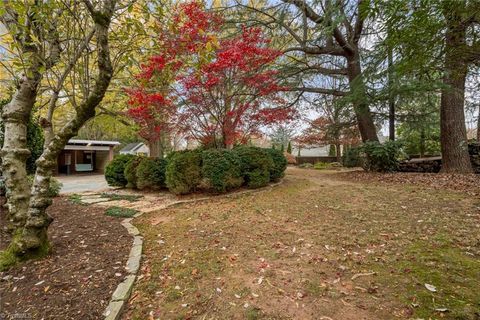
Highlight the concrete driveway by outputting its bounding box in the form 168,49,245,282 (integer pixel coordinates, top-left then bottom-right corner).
56,174,111,194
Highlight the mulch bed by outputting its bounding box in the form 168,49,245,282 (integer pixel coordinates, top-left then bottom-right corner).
336,171,480,195
0,197,131,319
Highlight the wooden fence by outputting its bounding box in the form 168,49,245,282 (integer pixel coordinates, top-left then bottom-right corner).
295,156,339,165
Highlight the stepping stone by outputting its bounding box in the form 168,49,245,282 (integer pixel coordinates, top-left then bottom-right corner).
82,198,111,204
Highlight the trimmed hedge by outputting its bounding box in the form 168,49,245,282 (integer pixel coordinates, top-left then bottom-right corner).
124,156,143,189
202,149,243,193
233,146,274,188
136,157,167,190
265,148,287,182
108,146,287,194
165,150,202,194
105,154,135,187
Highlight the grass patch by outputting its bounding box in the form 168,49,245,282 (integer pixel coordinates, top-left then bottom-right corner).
126,168,480,319
392,238,480,319
68,194,85,205
105,206,138,218
100,193,143,202
313,162,331,170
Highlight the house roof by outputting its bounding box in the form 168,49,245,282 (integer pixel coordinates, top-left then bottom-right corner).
120,142,144,153
67,139,120,146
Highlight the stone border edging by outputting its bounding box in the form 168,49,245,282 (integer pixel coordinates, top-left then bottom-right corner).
102,179,284,320
103,220,143,320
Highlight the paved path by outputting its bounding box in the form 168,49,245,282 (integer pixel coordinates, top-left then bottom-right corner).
56,174,111,194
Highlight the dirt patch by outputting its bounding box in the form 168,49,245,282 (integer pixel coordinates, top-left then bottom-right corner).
0,197,131,319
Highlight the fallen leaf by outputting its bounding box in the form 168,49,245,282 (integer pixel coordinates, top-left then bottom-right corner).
425,283,437,292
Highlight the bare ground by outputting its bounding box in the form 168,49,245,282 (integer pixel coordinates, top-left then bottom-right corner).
123,167,480,320
0,197,131,319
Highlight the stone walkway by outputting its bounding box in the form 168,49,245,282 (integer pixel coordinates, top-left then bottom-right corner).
75,190,177,214
73,190,177,320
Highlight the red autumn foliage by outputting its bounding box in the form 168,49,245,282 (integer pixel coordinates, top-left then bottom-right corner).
126,1,293,149
295,116,360,149
178,26,294,147
126,1,221,145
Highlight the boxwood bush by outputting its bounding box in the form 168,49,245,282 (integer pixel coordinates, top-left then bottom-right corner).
136,157,167,190
265,148,287,182
201,149,243,193
233,146,274,188
104,154,135,187
124,156,143,189
165,150,202,194
361,141,402,172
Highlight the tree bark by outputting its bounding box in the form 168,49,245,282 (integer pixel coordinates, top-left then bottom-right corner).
388,47,395,141
440,5,473,173
1,73,41,230
10,0,116,255
477,105,480,142
148,140,160,158
335,143,341,162
420,128,426,158
346,53,379,143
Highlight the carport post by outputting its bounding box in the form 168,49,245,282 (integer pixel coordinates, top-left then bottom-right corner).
109,146,114,161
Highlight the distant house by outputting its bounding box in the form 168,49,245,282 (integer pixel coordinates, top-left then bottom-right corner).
120,142,150,156
292,145,330,157
57,139,120,175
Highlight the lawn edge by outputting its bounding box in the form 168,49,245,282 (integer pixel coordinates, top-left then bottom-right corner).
102,179,284,320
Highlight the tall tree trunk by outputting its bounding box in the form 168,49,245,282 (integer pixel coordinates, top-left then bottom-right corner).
346,53,379,143
440,6,473,173
335,143,341,162
477,106,480,142
148,140,160,158
9,1,116,256
1,74,41,230
388,47,395,141
420,128,426,158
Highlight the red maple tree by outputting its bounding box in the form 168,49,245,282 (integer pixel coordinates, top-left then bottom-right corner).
127,1,292,152
178,26,293,148
126,1,221,155
295,116,360,160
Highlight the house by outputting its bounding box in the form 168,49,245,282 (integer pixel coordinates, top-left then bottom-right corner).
292,145,330,157
120,142,150,156
57,139,120,175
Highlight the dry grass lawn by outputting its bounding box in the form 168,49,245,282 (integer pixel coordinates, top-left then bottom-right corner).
123,167,480,320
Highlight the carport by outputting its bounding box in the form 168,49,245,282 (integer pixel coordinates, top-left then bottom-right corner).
56,139,120,175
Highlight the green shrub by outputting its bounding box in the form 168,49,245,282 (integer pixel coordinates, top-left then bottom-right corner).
342,146,362,168
47,177,63,197
298,163,314,169
27,175,62,197
361,141,402,172
136,157,167,190
165,150,202,194
201,149,243,193
265,148,287,182
124,156,143,189
313,162,331,170
233,146,273,188
105,154,135,187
